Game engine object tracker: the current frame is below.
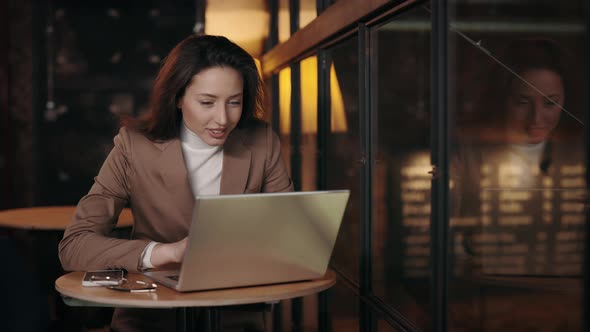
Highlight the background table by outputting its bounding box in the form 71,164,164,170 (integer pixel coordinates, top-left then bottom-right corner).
0,206,133,230
0,206,134,330
56,270,337,331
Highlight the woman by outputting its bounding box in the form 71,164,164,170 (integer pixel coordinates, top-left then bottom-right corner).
471,38,576,144
453,39,574,210
452,38,585,267
59,34,293,331
449,38,585,330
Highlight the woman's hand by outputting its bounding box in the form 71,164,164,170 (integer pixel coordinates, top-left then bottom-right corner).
150,237,188,267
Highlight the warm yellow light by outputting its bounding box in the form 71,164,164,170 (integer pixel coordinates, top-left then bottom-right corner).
205,1,269,57
278,5,290,43
254,58,262,78
278,56,348,134
278,0,317,42
329,63,347,133
279,67,291,135
300,57,318,133
299,0,317,30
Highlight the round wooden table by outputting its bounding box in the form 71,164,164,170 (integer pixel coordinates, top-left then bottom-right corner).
56,270,337,331
0,206,133,230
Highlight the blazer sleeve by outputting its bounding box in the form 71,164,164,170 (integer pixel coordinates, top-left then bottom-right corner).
58,128,150,272
262,126,294,193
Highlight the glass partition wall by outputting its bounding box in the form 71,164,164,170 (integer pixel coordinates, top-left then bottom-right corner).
371,6,433,331
262,0,588,331
448,1,587,331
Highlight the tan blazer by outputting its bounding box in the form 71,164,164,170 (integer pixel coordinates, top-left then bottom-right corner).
59,122,293,273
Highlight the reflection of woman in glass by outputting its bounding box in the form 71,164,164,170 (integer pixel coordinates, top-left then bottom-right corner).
450,38,585,331
452,38,585,275
454,39,577,213
490,39,577,185
505,64,564,145
482,38,574,145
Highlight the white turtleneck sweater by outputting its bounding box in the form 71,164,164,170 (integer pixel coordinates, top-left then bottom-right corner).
507,142,546,187
180,122,224,197
140,122,223,269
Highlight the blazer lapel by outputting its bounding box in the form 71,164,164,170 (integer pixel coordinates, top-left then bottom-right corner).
154,139,194,219
220,129,251,194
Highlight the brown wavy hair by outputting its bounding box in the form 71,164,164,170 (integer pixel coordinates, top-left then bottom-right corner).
125,34,264,141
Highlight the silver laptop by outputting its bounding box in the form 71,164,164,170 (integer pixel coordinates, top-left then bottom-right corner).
144,190,350,292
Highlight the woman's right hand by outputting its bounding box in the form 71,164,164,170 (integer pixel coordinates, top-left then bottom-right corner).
150,237,188,267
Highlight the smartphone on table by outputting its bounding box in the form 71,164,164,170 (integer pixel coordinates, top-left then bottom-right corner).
82,269,125,287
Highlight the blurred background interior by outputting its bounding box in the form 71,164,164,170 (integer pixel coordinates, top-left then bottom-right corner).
0,0,588,331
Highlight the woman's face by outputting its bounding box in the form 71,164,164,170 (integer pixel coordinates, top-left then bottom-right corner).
505,69,564,144
178,66,244,146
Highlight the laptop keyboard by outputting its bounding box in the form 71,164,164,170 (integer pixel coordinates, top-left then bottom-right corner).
167,275,179,281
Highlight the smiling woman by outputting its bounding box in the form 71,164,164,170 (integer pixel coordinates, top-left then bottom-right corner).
178,66,244,146
58,34,293,332
505,68,564,144
471,38,575,144
127,34,264,142
450,37,586,331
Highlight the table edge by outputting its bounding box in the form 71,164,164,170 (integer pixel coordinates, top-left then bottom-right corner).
55,272,337,308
